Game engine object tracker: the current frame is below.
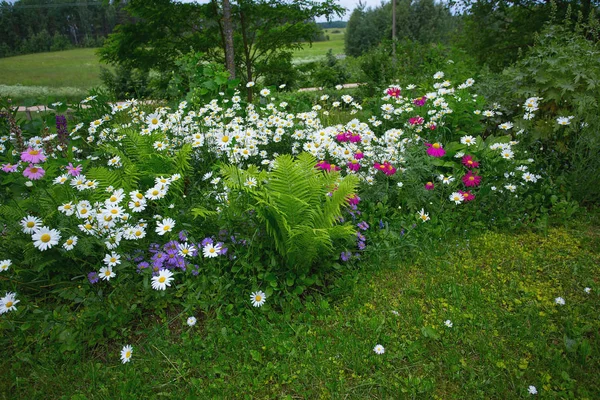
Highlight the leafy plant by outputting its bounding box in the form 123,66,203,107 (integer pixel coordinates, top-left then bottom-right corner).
221,153,358,275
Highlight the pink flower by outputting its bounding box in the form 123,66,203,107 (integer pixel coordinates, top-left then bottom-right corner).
336,132,349,142
413,96,427,106
387,87,401,98
462,155,479,169
20,148,46,163
425,181,435,190
409,116,424,125
374,161,396,176
354,152,364,160
459,190,475,201
349,133,361,143
425,143,446,157
347,194,360,206
66,163,82,177
23,164,45,180
347,159,361,172
316,160,331,171
2,163,18,173
462,171,482,187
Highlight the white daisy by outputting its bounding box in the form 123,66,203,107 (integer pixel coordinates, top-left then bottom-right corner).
203,243,222,258
0,259,11,272
99,266,116,281
444,320,453,328
250,290,266,307
155,218,175,236
555,297,565,305
449,192,464,204
177,242,196,258
187,316,197,327
528,385,537,395
120,345,133,364
460,135,476,146
103,252,121,267
62,236,78,250
0,292,20,314
32,227,61,251
151,269,174,290
20,215,42,234
373,344,385,354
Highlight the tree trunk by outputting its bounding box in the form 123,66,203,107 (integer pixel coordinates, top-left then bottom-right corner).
222,0,236,79
240,9,253,102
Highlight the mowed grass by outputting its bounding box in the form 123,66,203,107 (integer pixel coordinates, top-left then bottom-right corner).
293,28,345,62
3,222,600,399
0,48,104,88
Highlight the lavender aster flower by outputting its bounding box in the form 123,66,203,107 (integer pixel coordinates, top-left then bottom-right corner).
340,251,351,261
88,271,99,284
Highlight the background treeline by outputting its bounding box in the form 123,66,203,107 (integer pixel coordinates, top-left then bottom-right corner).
0,0,125,58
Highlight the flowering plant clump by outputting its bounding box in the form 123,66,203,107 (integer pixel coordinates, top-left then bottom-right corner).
0,71,550,354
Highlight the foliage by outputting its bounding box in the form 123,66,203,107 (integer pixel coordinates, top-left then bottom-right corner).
100,65,152,100
345,0,456,57
0,0,121,58
455,0,600,70
482,20,600,205
221,153,358,275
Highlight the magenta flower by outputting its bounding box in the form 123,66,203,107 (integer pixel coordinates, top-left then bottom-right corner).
425,181,435,190
347,194,360,206
409,116,424,125
413,96,427,106
425,143,446,157
374,161,397,176
387,87,401,98
2,163,18,173
23,164,45,180
354,152,364,160
462,155,479,169
20,148,46,163
462,171,482,187
336,132,349,142
459,190,476,201
347,159,361,172
66,163,83,177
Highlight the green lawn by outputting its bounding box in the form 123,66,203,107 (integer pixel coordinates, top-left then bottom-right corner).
0,48,105,88
0,30,345,102
3,220,600,398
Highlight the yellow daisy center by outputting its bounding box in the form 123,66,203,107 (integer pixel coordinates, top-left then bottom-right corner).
135,231,142,236
221,136,229,143
126,351,131,358
111,209,118,214
6,301,13,307
67,239,74,245
105,270,111,276
152,190,159,195
41,233,51,243
110,196,117,202
136,193,143,199
255,295,262,302
159,276,166,283
432,143,440,149
151,118,158,125
29,149,39,155
27,221,35,228
163,226,170,231
110,257,117,263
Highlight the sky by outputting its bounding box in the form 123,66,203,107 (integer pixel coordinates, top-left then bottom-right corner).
5,0,385,21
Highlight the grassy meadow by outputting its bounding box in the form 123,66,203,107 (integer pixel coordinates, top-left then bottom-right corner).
0,29,345,103
3,218,600,398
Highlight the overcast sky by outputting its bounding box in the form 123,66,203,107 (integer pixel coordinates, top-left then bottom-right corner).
5,0,385,21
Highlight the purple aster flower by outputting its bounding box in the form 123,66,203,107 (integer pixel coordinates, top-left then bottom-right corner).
340,251,351,262
137,261,150,273
163,240,179,253
379,220,385,229
191,265,200,276
357,232,366,241
357,241,366,250
66,163,82,177
178,230,188,242
149,243,161,253
88,271,99,284
357,221,369,231
201,237,213,246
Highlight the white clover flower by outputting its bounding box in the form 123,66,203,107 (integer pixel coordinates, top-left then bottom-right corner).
187,316,197,326
444,320,453,328
528,385,537,395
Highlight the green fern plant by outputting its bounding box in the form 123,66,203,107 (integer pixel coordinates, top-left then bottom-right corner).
221,153,358,275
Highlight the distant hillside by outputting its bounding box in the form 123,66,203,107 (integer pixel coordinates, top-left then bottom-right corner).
317,21,347,29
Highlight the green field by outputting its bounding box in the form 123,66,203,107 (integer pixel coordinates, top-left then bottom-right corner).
0,29,345,101
4,222,600,398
